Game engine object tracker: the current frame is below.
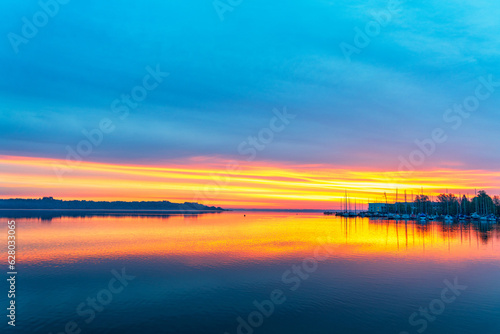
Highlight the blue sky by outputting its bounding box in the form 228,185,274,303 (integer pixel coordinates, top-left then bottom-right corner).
1,0,500,171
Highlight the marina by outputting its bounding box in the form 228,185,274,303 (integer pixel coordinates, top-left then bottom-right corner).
325,190,500,223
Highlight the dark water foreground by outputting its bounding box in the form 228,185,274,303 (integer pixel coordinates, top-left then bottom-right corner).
1,212,499,334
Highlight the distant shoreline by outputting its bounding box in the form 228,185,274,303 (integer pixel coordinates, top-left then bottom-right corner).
0,197,224,211
0,208,224,220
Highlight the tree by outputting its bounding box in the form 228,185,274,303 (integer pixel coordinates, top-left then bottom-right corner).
494,196,500,215
414,195,431,214
472,190,494,215
437,194,458,215
460,195,471,215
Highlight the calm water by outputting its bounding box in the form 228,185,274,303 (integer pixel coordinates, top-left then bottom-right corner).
2,212,500,333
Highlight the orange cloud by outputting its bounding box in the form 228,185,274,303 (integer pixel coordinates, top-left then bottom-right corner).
1,155,500,209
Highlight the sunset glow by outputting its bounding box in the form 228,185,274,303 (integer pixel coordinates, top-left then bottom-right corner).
2,155,499,209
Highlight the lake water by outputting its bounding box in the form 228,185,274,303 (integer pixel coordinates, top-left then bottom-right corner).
2,212,500,333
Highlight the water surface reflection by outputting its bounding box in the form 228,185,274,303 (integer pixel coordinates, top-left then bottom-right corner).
2,212,499,333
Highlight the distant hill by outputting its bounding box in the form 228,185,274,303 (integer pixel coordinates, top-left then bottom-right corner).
0,197,224,211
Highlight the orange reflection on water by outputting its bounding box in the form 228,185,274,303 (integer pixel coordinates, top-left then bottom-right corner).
14,212,500,265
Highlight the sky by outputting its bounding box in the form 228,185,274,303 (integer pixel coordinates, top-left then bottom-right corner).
1,0,500,208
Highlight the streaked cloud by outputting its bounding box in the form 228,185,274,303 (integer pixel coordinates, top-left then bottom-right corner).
1,155,499,208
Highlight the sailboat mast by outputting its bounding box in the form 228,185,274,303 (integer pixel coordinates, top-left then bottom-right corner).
396,188,398,214
345,190,347,214
404,190,407,214
411,191,414,214
475,188,478,214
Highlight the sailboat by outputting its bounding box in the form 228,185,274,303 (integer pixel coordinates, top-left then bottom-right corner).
478,193,489,222
383,192,391,220
394,189,401,219
416,190,427,222
342,190,349,217
410,191,417,219
471,189,480,220
458,194,466,220
444,194,453,222
349,198,357,217
401,190,410,219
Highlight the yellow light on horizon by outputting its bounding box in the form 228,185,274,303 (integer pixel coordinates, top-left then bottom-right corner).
1,154,500,209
